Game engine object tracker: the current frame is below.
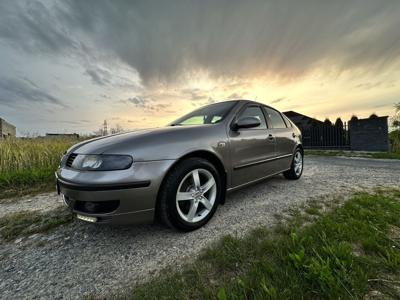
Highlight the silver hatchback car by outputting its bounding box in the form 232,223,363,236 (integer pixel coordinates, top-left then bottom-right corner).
56,100,303,231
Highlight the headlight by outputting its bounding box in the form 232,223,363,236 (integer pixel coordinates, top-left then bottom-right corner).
71,154,133,171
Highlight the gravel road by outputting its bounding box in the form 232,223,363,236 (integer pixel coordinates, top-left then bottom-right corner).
0,192,62,218
1,156,400,299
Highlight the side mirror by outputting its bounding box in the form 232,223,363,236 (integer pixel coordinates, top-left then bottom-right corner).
233,116,261,130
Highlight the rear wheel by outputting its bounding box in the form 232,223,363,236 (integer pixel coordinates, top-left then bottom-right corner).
158,158,222,231
283,149,303,180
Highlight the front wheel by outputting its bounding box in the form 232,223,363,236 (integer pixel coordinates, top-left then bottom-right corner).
158,158,222,231
283,149,303,180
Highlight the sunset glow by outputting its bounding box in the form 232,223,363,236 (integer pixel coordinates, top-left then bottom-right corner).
0,0,399,134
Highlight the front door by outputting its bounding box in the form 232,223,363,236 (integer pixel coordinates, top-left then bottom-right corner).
229,105,276,187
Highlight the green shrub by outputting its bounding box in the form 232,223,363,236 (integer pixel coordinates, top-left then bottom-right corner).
390,130,400,152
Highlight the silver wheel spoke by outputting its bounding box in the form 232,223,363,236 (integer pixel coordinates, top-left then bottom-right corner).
201,177,215,193
294,152,303,175
200,196,213,210
187,201,199,221
176,192,194,201
192,170,201,189
176,168,217,223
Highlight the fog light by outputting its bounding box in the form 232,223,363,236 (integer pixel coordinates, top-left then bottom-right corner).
77,214,97,223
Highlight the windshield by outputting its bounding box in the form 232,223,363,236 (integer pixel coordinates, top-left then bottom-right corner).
171,101,237,126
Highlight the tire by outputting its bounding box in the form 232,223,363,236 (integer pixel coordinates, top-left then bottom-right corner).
158,157,222,231
283,149,303,180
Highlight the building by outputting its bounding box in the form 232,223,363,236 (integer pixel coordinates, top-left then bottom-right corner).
283,111,324,131
45,133,80,139
348,116,389,152
0,118,16,139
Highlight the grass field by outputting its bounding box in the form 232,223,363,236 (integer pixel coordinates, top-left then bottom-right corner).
0,134,399,200
127,190,400,299
0,138,78,199
305,149,400,160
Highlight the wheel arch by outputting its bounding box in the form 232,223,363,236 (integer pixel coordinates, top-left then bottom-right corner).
296,144,304,154
155,150,228,218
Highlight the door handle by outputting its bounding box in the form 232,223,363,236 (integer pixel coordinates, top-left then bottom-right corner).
267,134,275,141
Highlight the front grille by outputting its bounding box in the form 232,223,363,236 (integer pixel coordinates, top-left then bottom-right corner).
66,153,78,168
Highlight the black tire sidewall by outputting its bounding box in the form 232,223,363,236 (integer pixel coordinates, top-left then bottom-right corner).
162,158,222,231
284,149,303,180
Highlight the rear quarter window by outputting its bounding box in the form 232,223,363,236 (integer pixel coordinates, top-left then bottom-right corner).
264,107,287,129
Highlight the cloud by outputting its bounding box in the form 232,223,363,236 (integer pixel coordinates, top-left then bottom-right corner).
227,92,244,99
271,97,286,104
84,66,140,89
181,88,207,101
84,68,111,86
0,1,77,54
126,96,147,108
1,1,400,85
0,77,66,108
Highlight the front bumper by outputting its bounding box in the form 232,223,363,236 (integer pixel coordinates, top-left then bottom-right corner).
56,159,176,225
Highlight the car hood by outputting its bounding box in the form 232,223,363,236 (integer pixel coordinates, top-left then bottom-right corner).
70,125,225,161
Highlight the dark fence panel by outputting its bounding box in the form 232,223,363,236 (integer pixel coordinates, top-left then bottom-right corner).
301,123,350,149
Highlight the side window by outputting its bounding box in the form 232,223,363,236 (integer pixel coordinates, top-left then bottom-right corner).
238,106,267,129
264,107,287,129
282,114,293,127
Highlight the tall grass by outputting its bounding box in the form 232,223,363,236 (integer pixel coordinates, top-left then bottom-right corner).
0,138,78,197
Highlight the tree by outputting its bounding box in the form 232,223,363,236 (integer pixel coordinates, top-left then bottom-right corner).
110,124,124,134
334,117,343,127
390,102,400,152
392,102,400,129
324,118,332,126
350,115,358,122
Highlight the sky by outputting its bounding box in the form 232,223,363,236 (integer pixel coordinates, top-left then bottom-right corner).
0,0,399,135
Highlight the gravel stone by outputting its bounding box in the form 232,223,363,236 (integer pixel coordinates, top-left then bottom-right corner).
0,156,400,299
0,192,62,218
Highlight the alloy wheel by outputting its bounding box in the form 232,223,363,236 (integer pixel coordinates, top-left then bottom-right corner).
294,151,303,176
175,168,217,223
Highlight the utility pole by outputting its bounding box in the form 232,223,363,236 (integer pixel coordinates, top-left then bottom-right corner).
103,120,108,136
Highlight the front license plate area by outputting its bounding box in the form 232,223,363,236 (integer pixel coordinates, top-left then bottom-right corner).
76,214,97,223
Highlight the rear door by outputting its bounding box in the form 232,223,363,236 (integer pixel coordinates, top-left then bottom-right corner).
229,104,277,187
263,106,296,170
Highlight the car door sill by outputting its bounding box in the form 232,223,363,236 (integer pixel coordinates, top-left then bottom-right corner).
227,168,290,192
233,153,292,170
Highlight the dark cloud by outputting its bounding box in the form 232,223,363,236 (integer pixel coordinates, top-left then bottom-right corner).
121,96,172,112
61,0,400,82
85,66,140,88
1,0,400,85
0,77,66,108
85,68,111,86
0,1,77,54
126,96,148,108
271,97,286,104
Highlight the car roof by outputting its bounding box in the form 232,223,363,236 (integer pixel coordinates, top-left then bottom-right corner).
230,99,267,107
